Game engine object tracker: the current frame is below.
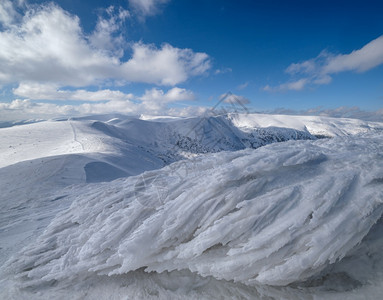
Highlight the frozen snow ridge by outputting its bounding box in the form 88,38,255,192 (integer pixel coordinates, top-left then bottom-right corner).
6,133,383,288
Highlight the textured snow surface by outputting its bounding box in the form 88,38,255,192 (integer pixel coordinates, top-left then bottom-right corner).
1,114,383,299
4,133,383,291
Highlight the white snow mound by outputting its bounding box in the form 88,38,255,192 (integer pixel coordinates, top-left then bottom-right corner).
6,133,383,287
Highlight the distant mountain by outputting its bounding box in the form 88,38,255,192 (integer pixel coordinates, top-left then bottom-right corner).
1,113,382,188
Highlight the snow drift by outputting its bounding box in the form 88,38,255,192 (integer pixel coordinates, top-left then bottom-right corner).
5,132,383,288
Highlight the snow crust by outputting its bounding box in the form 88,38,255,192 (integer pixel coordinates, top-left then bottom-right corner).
1,113,383,299
5,133,383,290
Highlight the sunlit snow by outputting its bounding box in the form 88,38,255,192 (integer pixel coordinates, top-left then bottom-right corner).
1,113,383,299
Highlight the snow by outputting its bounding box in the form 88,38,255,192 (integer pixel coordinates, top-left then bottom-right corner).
228,113,383,137
2,113,381,170
1,113,383,299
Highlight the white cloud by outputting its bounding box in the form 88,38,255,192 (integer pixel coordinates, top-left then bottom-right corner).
129,0,170,17
140,87,195,103
0,1,211,120
138,87,195,111
285,59,316,75
3,84,196,120
167,106,209,117
268,106,383,122
122,43,210,85
13,83,134,102
0,2,210,87
0,0,25,27
237,81,249,90
0,99,136,121
313,74,332,85
3,99,382,123
263,78,308,92
324,36,383,73
279,78,308,91
89,6,130,57
264,35,383,92
13,81,195,105
0,99,78,119
220,92,250,105
0,94,203,122
214,67,232,75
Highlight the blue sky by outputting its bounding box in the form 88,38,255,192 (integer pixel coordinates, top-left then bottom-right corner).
0,0,382,120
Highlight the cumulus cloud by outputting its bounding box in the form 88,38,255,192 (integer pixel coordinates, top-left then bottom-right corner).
122,43,210,85
128,0,170,18
0,99,135,121
0,0,25,27
13,81,194,101
137,87,195,111
140,87,195,103
0,1,210,120
0,2,210,87
3,83,197,119
0,93,201,122
0,3,109,86
89,6,130,57
264,35,383,92
13,83,134,102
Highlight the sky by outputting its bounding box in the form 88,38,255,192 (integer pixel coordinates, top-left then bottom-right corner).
0,0,383,120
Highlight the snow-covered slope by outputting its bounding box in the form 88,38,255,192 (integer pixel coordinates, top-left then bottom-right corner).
0,113,316,196
2,113,379,204
227,113,383,137
1,113,383,299
2,113,381,169
2,132,383,299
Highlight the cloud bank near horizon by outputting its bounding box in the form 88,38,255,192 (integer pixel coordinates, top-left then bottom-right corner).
1,97,382,124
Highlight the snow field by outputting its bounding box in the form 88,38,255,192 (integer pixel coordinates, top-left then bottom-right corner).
1,113,383,299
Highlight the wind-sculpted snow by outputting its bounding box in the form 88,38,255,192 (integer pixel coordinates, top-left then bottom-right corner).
6,133,383,289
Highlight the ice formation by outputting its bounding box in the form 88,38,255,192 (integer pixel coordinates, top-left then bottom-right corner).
5,132,383,288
